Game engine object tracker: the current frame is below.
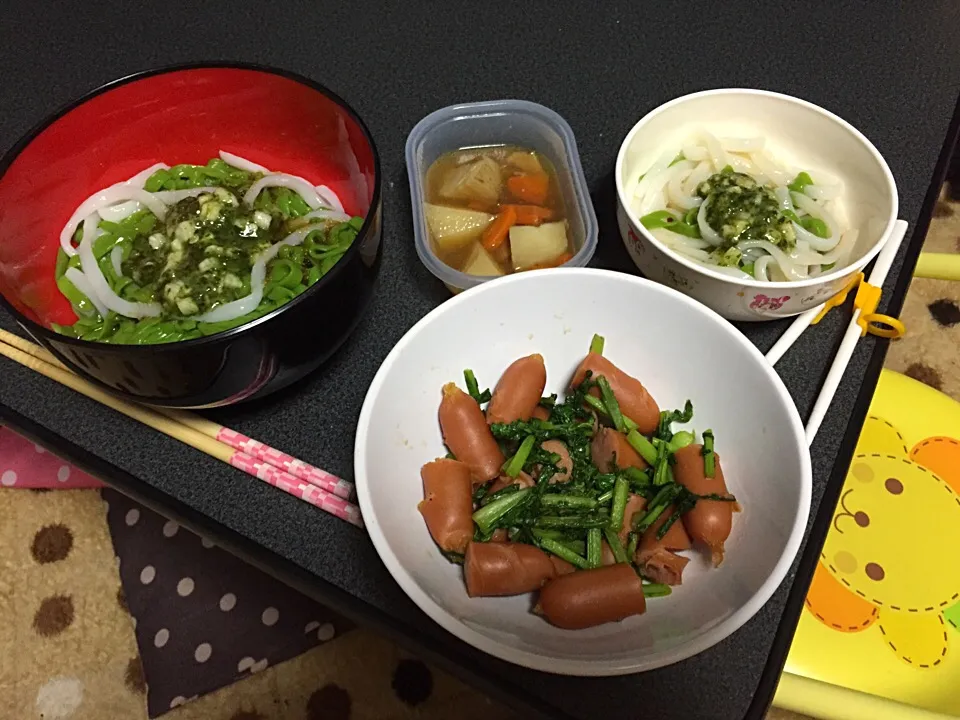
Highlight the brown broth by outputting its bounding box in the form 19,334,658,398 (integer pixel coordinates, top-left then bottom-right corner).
424,145,573,276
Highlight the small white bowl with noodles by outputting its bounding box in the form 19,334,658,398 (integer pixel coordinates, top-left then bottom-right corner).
615,89,899,321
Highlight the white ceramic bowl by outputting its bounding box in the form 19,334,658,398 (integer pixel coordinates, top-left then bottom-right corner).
615,89,899,321
355,268,811,675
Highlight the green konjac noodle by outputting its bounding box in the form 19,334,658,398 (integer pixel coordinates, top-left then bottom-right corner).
53,156,362,344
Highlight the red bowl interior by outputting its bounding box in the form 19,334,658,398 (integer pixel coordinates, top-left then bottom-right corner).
0,66,377,328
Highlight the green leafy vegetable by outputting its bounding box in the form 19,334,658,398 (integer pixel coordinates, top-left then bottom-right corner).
464,369,492,404
702,429,716,478
586,528,603,568
589,333,605,355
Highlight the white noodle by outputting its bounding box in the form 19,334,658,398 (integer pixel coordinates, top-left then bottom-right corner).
98,200,142,223
739,239,823,266
63,267,108,318
683,161,712,196
753,255,773,282
701,129,728,171
681,144,708,162
792,191,841,250
193,224,327,323
773,187,794,213
819,229,858,266
792,220,837,252
734,239,808,280
749,152,793,187
803,183,843,201
697,199,723,246
638,169,677,215
316,185,344,213
219,151,270,174
193,263,266,323
77,214,161,319
630,150,675,211
152,187,223,204
243,174,326,210
666,162,700,210
302,207,351,223
110,246,123,277
60,177,168,257
726,154,769,186
653,229,713,260
719,137,764,152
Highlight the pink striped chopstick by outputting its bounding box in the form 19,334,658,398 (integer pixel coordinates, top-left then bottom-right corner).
230,451,364,528
157,410,355,500
216,427,354,499
0,330,362,526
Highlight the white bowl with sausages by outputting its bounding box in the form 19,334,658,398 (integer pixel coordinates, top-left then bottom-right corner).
615,89,899,321
355,268,811,675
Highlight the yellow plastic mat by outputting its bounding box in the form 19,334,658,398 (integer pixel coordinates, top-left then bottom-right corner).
779,368,960,718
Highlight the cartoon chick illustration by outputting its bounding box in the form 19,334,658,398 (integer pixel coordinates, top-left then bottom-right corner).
805,416,960,669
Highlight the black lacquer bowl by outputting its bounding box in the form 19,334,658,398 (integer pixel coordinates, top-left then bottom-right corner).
0,64,382,408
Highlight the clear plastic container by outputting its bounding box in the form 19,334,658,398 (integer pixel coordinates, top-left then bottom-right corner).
405,100,599,293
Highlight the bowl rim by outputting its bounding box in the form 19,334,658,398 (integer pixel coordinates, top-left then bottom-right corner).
354,267,812,676
0,61,382,352
614,87,900,289
404,98,599,291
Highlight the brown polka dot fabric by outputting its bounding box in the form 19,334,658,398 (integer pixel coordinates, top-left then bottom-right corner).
229,710,266,720
126,657,147,694
101,488,352,717
33,594,74,636
392,658,434,706
905,362,943,390
31,523,73,563
928,298,960,327
307,683,352,719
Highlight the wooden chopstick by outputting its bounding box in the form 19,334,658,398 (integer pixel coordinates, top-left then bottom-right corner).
0,329,354,500
0,332,363,528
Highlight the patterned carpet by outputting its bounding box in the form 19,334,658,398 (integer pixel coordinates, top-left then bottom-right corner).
2,189,958,720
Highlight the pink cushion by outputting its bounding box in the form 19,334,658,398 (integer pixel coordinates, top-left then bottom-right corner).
0,426,103,488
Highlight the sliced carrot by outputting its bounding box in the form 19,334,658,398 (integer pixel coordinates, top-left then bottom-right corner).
481,206,518,251
526,252,573,271
506,172,550,205
502,204,554,226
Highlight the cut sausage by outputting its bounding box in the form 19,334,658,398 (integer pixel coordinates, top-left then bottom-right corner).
487,471,535,495
570,353,660,434
673,444,734,566
549,555,577,576
486,354,547,425
634,503,692,585
464,541,558,597
418,459,475,554
537,564,647,629
619,493,648,544
635,548,690,586
540,439,573,483
439,383,505,483
638,504,692,553
591,427,648,472
531,405,551,421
